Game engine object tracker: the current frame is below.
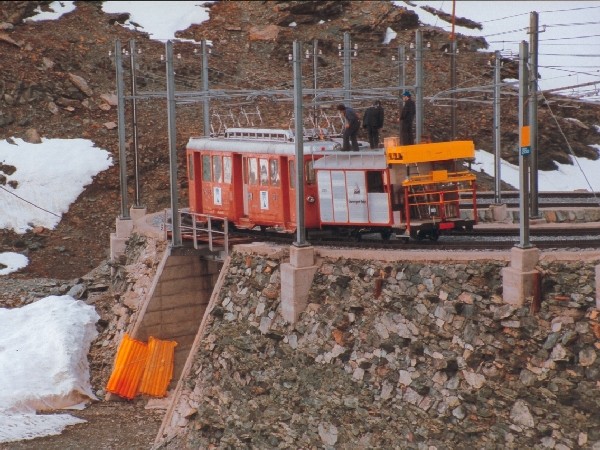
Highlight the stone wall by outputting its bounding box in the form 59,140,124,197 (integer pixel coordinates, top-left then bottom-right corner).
155,247,600,449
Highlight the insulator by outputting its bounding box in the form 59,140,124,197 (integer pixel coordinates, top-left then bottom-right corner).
177,53,181,59
338,43,342,50
288,53,292,61
409,42,415,49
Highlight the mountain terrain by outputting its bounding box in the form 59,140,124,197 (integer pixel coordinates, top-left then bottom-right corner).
1,1,599,281
1,2,600,448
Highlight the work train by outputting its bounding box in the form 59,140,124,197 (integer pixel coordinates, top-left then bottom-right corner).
185,127,478,241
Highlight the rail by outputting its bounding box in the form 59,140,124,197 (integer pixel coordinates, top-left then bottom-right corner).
163,209,229,257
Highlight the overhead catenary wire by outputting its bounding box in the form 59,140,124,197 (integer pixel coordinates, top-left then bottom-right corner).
0,185,61,218
538,90,600,205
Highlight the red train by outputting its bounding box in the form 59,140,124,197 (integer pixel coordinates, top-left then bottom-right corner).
185,127,477,241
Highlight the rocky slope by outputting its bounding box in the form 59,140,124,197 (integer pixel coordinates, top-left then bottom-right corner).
1,0,599,281
157,246,600,449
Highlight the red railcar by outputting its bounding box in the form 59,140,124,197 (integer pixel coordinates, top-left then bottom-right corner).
186,128,342,232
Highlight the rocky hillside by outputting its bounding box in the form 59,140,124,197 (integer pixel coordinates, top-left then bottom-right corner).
1,1,600,280
156,245,600,449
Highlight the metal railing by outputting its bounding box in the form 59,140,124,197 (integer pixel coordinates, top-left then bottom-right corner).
163,209,229,257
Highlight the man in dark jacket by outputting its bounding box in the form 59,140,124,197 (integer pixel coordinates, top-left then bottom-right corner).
337,104,360,151
400,91,416,145
362,100,384,149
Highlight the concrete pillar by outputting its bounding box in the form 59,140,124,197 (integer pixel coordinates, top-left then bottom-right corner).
281,245,317,324
596,265,600,310
501,246,540,306
489,203,508,222
130,205,147,221
110,216,134,261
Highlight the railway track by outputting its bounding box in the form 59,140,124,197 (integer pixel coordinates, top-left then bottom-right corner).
470,191,600,209
223,226,600,251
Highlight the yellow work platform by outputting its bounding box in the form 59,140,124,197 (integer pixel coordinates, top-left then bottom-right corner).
385,140,475,164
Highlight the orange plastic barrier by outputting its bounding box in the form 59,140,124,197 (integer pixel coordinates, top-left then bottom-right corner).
139,336,178,397
106,334,177,399
106,334,149,400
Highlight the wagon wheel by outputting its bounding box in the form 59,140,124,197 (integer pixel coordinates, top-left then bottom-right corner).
428,229,439,241
380,229,392,241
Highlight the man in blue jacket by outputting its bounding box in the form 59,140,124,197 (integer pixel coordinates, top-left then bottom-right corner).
400,91,415,145
337,104,360,151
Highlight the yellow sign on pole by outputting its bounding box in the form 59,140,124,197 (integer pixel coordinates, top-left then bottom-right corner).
520,125,531,155
521,126,531,147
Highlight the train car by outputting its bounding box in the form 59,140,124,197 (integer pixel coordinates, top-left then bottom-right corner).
185,127,477,241
185,128,343,232
313,138,477,240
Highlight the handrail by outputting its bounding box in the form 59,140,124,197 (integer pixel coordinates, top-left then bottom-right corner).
163,209,229,257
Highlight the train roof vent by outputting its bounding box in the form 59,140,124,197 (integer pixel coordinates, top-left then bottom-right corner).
224,128,293,142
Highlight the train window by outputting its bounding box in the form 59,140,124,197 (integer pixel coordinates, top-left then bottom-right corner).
305,160,316,185
188,154,194,181
248,158,258,185
202,155,211,181
289,160,296,189
259,158,269,186
213,156,223,183
223,156,232,184
270,159,280,186
366,171,384,193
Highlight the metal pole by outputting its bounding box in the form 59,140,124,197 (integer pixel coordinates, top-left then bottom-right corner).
518,41,531,248
450,39,457,140
529,11,540,217
415,30,423,144
493,50,502,204
201,39,210,137
398,45,405,137
165,41,181,247
343,32,351,104
313,39,318,123
115,40,129,219
293,41,307,247
129,39,142,208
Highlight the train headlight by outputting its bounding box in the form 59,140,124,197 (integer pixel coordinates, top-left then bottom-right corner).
306,196,315,203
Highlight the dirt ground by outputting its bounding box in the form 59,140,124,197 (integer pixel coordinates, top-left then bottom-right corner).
0,400,163,450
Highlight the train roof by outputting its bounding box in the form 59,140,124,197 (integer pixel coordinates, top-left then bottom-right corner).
186,127,343,155
313,150,388,170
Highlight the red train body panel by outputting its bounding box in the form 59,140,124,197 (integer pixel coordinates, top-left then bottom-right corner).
186,128,340,232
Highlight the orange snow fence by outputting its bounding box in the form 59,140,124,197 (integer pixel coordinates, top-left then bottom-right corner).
106,334,148,400
139,336,178,397
106,334,177,400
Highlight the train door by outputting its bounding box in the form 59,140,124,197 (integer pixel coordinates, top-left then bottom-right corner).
200,153,233,218
242,156,251,217
243,156,284,228
365,170,390,224
187,150,203,213
200,154,214,214
288,158,320,228
317,169,391,225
